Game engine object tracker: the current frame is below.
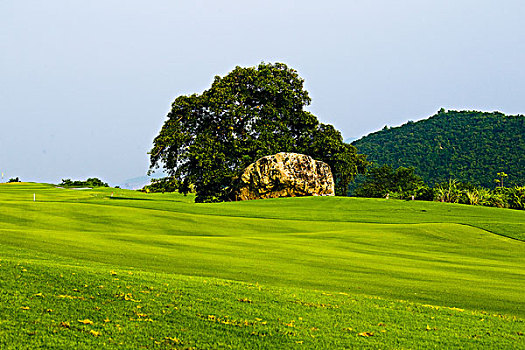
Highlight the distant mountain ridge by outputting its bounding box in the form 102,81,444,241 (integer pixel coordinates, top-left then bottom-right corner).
352,110,525,187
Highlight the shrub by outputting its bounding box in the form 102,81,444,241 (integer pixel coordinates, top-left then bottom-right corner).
434,179,462,203
141,177,180,193
354,165,426,199
59,178,109,188
499,186,525,210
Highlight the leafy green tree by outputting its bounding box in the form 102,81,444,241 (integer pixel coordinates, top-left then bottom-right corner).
7,177,20,183
354,165,427,199
141,177,180,194
84,178,109,187
149,62,366,202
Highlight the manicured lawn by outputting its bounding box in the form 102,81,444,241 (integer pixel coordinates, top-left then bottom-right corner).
0,183,523,348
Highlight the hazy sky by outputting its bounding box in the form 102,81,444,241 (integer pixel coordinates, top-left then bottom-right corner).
1,1,524,185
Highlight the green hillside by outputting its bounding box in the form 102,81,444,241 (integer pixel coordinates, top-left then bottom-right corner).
0,183,524,348
352,110,525,187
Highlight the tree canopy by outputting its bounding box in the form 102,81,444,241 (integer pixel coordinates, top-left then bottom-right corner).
353,165,432,200
150,62,366,202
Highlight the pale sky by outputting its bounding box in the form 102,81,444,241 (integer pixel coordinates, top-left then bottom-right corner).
1,0,524,185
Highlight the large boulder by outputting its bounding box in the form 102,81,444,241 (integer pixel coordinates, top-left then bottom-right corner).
233,152,335,201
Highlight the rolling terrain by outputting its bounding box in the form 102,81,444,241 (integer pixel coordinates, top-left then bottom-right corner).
0,183,523,348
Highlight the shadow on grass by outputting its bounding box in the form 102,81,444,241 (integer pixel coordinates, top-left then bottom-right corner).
109,196,152,201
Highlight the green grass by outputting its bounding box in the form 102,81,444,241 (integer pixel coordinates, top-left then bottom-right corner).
0,182,524,348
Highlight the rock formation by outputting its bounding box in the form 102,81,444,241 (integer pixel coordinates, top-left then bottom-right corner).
233,152,335,200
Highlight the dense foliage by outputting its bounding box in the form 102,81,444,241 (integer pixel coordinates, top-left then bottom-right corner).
7,177,20,183
353,165,432,200
59,178,109,188
352,110,525,188
433,179,525,210
140,177,191,194
150,63,366,202
353,167,525,210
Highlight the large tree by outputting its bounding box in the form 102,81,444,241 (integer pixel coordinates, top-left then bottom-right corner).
149,62,366,202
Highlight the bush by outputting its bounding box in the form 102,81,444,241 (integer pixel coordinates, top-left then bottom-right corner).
352,166,525,211
460,188,491,206
496,186,525,210
413,185,434,201
141,177,180,194
354,165,426,199
59,178,109,188
487,191,507,208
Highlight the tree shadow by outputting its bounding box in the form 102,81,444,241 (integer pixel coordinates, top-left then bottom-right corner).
109,196,152,201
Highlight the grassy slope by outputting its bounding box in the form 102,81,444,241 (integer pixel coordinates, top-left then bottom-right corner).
0,183,524,348
1,246,523,349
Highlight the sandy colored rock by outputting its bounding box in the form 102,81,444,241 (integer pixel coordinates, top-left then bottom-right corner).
233,152,335,200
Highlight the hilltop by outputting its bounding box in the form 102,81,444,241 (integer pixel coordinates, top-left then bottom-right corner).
352,110,525,187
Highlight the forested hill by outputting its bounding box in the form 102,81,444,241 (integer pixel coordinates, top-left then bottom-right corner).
352,110,525,188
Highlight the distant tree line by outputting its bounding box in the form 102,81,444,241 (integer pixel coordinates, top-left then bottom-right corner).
59,178,109,188
351,164,525,210
140,177,193,194
352,110,525,188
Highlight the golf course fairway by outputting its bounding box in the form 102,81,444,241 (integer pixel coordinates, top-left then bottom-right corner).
0,183,523,349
